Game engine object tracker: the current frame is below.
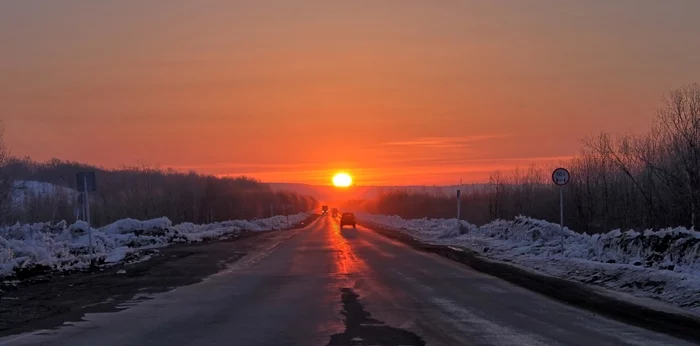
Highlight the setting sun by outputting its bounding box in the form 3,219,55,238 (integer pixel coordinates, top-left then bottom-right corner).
332,173,353,187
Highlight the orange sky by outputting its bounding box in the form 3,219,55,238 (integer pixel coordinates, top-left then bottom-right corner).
2,1,699,185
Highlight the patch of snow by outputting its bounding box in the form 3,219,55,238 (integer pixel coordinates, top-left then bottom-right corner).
102,218,172,235
0,212,312,278
359,213,700,314
130,254,152,264
104,247,131,264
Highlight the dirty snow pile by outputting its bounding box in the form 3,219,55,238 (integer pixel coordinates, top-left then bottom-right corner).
0,213,311,277
359,213,700,313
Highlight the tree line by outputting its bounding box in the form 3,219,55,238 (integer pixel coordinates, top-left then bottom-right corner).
0,154,317,226
353,83,700,233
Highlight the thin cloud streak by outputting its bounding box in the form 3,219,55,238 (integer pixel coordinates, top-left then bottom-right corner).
166,162,313,170
382,134,510,147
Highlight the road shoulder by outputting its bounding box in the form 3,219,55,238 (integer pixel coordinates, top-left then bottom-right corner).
0,215,319,337
361,222,700,344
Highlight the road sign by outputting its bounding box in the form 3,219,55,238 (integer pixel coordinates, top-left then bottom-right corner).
552,168,570,186
76,172,97,192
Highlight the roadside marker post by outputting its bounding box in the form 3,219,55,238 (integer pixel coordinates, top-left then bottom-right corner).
76,172,97,255
552,168,570,252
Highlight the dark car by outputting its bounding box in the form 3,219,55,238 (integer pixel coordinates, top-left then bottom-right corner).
321,205,329,215
340,212,356,228
331,208,338,217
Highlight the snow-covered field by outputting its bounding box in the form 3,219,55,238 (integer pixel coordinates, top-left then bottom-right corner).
359,213,700,314
0,212,311,278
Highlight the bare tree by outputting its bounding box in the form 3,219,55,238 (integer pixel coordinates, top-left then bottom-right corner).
0,122,12,222
654,83,700,229
583,133,652,212
488,171,504,220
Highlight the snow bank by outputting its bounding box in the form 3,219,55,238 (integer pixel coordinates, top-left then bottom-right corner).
0,212,311,278
359,213,700,313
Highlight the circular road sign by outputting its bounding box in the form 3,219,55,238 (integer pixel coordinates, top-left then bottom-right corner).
552,168,570,186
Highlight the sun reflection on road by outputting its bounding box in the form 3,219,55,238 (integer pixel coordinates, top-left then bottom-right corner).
328,219,363,276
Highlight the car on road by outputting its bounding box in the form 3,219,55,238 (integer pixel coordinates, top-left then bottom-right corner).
331,208,338,217
340,212,356,228
321,205,329,215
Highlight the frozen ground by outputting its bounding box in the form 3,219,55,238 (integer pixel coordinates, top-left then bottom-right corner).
358,213,700,314
0,212,311,278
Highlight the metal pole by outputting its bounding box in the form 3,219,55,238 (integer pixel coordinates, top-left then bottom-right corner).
84,176,93,255
457,193,461,220
270,204,274,218
457,178,463,232
560,186,564,252
456,188,461,232
286,206,290,228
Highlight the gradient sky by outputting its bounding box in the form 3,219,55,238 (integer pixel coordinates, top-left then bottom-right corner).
2,1,699,185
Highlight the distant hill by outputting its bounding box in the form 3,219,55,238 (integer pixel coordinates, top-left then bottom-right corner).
12,180,78,207
268,183,491,203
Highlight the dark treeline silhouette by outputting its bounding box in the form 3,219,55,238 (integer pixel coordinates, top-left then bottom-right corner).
2,157,317,226
349,83,700,233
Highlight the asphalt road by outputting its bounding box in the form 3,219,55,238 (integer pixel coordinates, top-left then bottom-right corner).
0,217,692,346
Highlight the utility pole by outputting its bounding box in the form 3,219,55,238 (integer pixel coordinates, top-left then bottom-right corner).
456,178,462,233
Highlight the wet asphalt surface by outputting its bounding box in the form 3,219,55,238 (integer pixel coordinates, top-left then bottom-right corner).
0,216,693,346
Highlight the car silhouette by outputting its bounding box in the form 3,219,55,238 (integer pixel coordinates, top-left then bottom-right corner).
340,212,356,229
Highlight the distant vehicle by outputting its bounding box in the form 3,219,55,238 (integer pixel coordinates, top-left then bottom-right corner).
331,208,338,217
340,212,356,229
321,205,329,215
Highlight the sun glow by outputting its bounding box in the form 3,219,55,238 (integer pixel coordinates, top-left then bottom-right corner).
332,173,353,187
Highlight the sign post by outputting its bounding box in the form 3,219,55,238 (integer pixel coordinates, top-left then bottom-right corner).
552,168,570,252
77,192,85,220
76,172,97,255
